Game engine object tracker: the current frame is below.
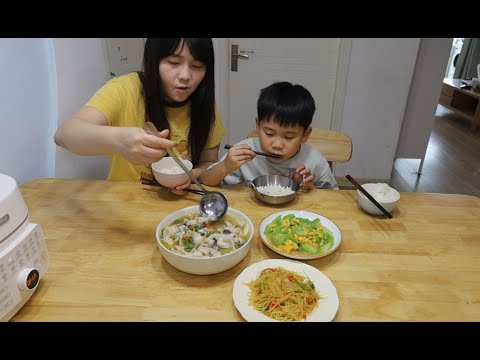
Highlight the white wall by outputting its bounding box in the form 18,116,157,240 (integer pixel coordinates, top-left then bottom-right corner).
10,38,445,183
212,39,229,159
396,38,452,160
53,38,110,179
0,38,56,185
335,38,421,179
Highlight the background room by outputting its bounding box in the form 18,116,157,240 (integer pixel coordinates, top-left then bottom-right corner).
1,38,478,196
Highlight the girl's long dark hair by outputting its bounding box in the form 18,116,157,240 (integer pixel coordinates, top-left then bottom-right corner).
139,38,215,166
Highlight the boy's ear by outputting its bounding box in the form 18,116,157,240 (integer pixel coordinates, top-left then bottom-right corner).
302,126,312,143
255,117,260,132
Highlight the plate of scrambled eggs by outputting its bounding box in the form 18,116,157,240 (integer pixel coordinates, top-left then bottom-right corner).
259,210,341,260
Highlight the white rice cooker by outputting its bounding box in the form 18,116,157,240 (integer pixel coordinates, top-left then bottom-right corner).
0,174,49,321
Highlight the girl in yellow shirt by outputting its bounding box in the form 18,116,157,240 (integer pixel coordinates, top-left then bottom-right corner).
54,38,225,193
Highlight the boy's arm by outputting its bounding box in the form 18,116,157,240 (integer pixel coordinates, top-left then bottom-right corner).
200,144,256,186
301,145,339,190
315,163,339,190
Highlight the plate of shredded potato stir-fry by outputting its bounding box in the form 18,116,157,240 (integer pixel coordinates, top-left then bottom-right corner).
233,259,339,322
259,210,341,260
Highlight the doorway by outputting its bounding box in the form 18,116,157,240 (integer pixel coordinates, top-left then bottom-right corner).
393,37,477,190
444,38,464,79
393,38,453,178
214,39,351,154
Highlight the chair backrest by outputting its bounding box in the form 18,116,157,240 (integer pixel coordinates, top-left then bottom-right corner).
247,127,353,167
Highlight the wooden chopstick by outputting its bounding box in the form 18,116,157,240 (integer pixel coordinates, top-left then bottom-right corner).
224,144,282,158
345,174,393,219
141,178,205,195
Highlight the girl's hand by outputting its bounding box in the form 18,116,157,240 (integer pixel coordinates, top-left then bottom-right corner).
224,144,256,172
170,178,192,196
290,165,314,192
117,127,177,165
168,167,204,196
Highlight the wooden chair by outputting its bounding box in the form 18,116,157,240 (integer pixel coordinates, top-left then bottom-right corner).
247,127,353,169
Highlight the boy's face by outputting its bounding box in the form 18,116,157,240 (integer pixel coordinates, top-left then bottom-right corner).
256,118,311,163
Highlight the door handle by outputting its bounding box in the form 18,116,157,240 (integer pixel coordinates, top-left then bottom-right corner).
232,52,249,59
231,44,249,72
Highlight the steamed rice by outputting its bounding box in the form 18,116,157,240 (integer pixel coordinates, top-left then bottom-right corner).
159,165,184,175
256,185,295,197
363,183,399,202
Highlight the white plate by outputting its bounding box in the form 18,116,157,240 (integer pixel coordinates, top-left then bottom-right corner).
233,259,339,322
259,210,341,260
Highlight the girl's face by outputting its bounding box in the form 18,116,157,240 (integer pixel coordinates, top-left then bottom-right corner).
256,118,311,163
159,40,207,103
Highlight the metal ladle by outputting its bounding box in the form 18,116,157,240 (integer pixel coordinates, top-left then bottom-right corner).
143,122,228,221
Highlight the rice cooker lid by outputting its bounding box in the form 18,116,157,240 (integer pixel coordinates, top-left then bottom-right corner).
0,174,29,242
0,174,17,202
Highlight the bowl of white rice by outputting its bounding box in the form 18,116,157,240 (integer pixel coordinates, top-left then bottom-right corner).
152,157,193,188
357,183,400,216
249,175,300,205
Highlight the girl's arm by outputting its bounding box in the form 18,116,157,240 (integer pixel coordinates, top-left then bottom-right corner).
54,107,176,164
191,145,220,180
172,145,221,192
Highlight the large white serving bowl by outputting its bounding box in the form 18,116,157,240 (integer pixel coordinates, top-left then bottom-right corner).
357,183,400,216
151,157,193,188
156,206,254,275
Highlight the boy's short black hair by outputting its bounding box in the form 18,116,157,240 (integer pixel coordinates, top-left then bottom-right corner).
257,81,315,130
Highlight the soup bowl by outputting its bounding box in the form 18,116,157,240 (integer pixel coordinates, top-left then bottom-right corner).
156,206,254,275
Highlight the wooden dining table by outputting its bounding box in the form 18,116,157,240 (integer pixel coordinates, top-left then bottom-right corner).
11,178,480,322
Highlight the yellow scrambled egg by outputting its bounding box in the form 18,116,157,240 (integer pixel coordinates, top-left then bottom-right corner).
277,239,298,253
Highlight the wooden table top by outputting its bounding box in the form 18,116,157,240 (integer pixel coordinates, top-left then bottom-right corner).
11,178,480,322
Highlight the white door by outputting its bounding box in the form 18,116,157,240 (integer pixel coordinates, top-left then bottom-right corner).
225,38,344,145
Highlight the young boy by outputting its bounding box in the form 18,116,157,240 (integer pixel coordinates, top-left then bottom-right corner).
200,81,338,191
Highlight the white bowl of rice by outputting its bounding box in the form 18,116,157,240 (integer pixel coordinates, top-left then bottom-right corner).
152,157,193,188
249,175,300,205
357,183,400,216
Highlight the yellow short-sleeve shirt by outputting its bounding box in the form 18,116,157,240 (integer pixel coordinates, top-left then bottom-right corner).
85,72,225,181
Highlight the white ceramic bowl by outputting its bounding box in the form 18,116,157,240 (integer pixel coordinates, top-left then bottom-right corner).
357,183,400,216
152,157,193,188
156,206,254,275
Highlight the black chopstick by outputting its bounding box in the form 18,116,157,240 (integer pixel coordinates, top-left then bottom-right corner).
345,174,393,219
224,144,282,159
141,179,205,195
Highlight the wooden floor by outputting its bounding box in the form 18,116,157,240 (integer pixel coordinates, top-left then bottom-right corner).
390,105,480,196
336,105,480,196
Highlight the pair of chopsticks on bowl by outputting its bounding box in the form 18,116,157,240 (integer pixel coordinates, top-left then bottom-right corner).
345,174,393,219
224,144,282,159
141,176,205,195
